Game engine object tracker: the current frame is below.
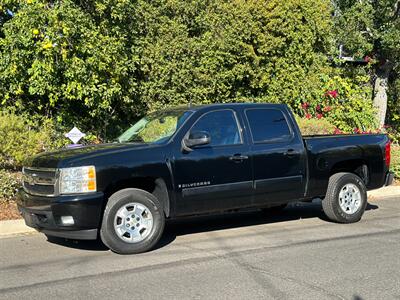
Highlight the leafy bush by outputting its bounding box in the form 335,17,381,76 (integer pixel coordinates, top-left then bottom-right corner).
0,0,334,139
391,145,400,180
296,115,336,135
0,169,20,200
0,0,396,142
298,76,378,133
0,110,67,169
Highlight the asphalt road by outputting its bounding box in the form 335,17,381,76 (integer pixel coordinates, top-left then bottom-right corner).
0,197,399,300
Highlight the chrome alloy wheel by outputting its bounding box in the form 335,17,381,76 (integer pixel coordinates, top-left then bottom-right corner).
114,202,153,243
338,183,362,215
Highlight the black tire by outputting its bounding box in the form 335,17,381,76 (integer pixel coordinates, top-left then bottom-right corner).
322,172,367,223
261,204,287,215
100,188,165,254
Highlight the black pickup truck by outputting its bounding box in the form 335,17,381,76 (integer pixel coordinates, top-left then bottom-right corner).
17,103,394,254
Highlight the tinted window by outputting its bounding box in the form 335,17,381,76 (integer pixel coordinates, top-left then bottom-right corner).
246,109,291,142
190,110,241,147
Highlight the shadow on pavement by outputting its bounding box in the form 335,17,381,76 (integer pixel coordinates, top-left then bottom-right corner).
366,202,379,211
45,200,379,252
46,235,109,251
158,200,379,249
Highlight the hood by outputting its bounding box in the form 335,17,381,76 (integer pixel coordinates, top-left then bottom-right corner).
25,143,147,169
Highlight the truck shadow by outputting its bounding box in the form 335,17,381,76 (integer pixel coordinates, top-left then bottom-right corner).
46,235,109,251
46,200,379,252
156,200,379,249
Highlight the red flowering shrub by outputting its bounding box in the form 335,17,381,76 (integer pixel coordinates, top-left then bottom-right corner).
301,102,310,110
333,128,343,135
325,90,338,98
323,106,332,112
297,76,377,134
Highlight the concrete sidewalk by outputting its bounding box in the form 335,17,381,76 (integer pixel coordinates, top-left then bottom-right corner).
0,185,398,238
368,185,400,198
0,219,36,238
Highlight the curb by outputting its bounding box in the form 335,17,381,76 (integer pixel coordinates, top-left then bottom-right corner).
0,186,398,238
0,219,36,238
368,185,400,199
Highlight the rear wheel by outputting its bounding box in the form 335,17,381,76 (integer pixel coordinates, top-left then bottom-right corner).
322,172,367,223
100,188,165,254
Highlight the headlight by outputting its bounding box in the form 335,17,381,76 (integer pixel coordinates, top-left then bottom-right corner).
59,166,96,194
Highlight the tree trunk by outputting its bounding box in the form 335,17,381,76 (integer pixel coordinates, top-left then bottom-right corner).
373,62,393,128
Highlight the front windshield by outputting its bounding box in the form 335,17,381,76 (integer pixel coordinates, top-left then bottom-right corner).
117,109,192,144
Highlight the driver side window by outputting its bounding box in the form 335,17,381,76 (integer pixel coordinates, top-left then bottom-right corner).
191,110,242,147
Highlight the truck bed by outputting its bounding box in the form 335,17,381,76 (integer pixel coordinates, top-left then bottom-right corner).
303,133,389,198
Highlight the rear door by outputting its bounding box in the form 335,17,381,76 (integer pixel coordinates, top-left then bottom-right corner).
245,107,307,206
172,109,253,215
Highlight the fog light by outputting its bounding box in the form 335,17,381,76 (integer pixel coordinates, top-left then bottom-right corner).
61,216,74,226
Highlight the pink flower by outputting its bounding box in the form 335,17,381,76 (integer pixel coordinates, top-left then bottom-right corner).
316,113,323,119
305,113,312,120
323,106,332,112
301,102,310,110
316,105,321,112
326,90,338,98
354,128,361,134
333,128,342,135
364,56,372,63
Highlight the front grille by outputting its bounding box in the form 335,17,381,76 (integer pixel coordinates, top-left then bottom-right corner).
22,167,58,197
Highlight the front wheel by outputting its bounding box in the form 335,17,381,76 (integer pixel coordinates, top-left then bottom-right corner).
100,188,165,254
322,172,367,223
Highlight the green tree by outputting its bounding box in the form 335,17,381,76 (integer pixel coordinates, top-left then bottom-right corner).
333,0,400,127
132,0,335,112
0,0,142,138
0,0,378,139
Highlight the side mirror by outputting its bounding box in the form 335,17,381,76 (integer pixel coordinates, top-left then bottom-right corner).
182,131,211,152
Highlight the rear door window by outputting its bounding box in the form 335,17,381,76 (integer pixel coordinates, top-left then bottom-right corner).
245,109,292,143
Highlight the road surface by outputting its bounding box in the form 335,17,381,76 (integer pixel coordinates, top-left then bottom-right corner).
1,197,399,299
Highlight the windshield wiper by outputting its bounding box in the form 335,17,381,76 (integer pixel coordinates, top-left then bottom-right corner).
126,137,147,143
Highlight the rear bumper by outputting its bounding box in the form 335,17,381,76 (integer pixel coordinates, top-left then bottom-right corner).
17,189,104,240
385,171,395,186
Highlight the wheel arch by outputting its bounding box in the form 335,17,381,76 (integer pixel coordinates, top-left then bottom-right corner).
330,159,370,186
103,177,171,218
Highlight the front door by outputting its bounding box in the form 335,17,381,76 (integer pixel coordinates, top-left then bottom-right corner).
172,109,253,215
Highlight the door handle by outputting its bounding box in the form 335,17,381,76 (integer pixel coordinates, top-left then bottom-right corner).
284,149,296,157
229,154,249,162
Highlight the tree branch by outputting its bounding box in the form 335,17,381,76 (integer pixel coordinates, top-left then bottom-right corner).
393,0,400,20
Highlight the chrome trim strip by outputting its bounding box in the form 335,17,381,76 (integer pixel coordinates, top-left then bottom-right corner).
23,167,57,172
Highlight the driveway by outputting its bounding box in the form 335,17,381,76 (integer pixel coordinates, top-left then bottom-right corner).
0,196,399,299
